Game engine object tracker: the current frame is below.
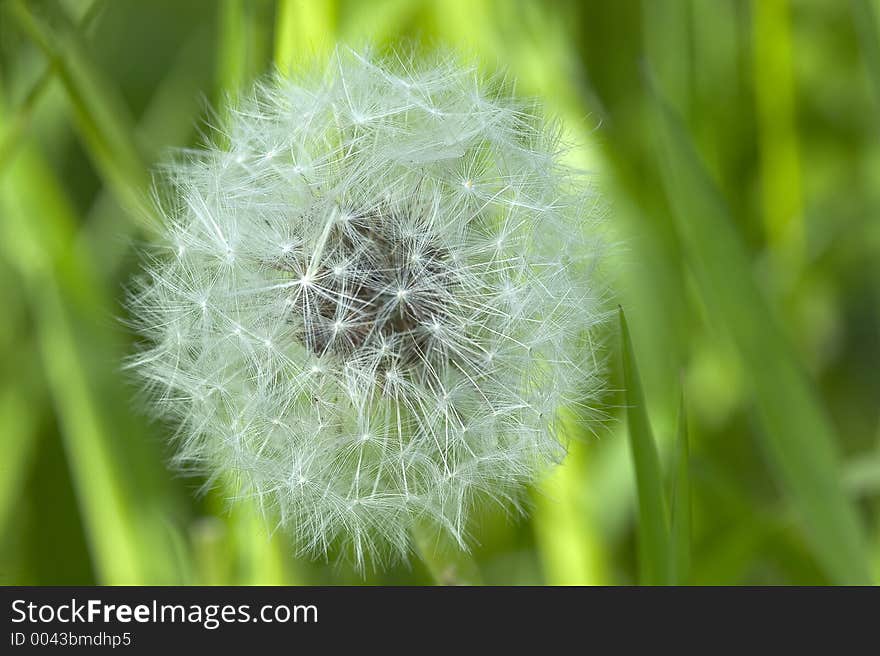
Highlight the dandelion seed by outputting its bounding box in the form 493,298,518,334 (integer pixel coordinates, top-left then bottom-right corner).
128,46,606,570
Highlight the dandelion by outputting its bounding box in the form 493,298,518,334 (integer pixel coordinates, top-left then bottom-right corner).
128,47,605,569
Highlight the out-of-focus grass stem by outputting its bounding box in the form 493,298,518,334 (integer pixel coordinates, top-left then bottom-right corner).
274,0,337,72
0,99,186,583
753,0,804,270
0,0,103,179
648,71,871,584
9,0,154,229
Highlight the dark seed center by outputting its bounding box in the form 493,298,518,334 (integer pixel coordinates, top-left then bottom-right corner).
280,207,457,368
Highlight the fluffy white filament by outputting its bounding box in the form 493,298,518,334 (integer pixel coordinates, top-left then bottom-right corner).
128,47,605,569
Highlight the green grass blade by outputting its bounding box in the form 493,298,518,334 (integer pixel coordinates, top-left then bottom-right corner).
669,390,692,585
0,258,40,537
9,0,154,228
217,0,272,98
33,282,144,584
0,380,40,536
274,0,337,71
647,74,871,584
0,0,103,179
752,0,803,262
0,166,143,582
0,123,185,583
219,0,253,95
533,434,608,585
81,27,212,282
619,307,671,585
411,522,483,586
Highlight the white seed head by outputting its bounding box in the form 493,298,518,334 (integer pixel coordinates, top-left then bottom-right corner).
128,47,606,569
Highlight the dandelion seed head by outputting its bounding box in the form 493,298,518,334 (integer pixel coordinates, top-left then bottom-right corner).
128,46,606,570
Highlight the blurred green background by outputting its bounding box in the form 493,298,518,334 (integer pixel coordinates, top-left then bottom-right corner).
1,0,878,585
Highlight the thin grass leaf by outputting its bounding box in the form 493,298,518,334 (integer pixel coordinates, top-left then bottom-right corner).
34,283,145,583
647,71,872,584
9,0,154,228
0,381,40,535
0,0,103,179
669,390,692,585
229,500,302,585
0,196,143,583
82,27,213,281
218,0,254,95
619,307,671,585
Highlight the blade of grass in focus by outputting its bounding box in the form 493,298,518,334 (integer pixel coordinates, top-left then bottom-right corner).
619,307,671,585
669,391,692,585
647,72,872,584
